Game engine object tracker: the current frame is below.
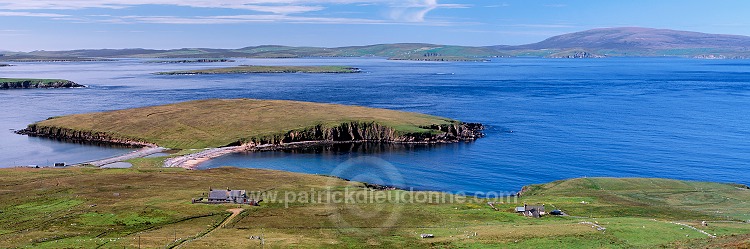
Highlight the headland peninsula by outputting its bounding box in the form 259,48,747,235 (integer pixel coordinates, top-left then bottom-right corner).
7,100,750,248
17,98,483,168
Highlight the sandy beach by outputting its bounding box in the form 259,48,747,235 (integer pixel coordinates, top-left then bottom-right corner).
163,145,252,169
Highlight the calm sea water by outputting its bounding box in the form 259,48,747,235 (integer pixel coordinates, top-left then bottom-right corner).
1,58,748,194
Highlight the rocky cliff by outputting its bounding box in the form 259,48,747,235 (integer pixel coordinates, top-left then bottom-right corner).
0,79,85,89
18,121,484,149
16,125,152,147
249,121,484,145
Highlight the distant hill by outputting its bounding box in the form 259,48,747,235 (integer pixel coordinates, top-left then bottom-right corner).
503,27,750,58
3,27,750,60
4,44,507,61
516,27,750,50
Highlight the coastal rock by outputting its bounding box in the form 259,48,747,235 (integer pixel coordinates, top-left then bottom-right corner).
693,54,750,59
18,121,484,149
15,125,151,147
0,80,85,89
546,50,606,59
247,121,484,146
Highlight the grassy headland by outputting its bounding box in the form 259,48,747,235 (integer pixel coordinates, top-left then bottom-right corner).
19,99,481,149
0,166,747,248
0,78,84,89
156,65,360,75
389,55,489,62
145,59,235,64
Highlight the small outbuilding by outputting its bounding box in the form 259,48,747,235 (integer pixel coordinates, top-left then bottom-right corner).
193,188,261,205
420,234,434,239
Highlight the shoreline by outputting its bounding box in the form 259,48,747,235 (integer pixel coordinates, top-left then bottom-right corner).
163,139,477,170
11,138,481,170
163,145,251,169
80,145,167,167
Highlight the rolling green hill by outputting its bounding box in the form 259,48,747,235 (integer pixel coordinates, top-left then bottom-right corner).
4,27,750,61
1,167,747,248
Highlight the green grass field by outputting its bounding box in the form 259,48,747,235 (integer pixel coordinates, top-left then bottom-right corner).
156,65,360,75
0,161,748,248
25,99,460,149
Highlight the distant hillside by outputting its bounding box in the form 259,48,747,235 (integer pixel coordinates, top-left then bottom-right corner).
3,27,750,60
504,27,750,58
517,27,750,50
5,44,507,61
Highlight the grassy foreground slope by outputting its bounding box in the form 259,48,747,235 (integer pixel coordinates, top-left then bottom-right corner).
0,164,748,248
24,99,460,149
521,177,750,221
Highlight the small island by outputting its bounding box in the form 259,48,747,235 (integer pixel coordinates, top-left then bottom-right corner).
0,78,85,89
156,65,361,75
0,63,13,67
0,55,114,62
145,58,235,64
389,54,490,62
545,49,606,59
17,99,483,150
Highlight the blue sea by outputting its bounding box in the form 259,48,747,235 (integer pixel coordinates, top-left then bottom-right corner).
1,58,748,194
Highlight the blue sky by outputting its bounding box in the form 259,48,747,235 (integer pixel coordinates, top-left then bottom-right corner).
1,0,749,51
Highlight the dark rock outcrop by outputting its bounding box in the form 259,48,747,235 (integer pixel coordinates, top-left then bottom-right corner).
0,79,85,89
18,121,484,149
15,125,151,147
248,121,484,146
546,50,606,59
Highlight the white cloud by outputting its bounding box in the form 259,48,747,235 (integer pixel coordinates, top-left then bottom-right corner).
388,0,468,22
0,1,368,11
0,1,331,14
502,24,576,28
101,14,389,25
0,0,465,24
486,3,510,8
0,11,68,17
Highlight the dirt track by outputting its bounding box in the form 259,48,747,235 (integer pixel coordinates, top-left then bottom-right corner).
174,208,244,248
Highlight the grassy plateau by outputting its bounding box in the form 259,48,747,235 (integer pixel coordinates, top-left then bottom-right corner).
0,162,748,248
156,65,360,75
145,59,235,64
24,99,459,149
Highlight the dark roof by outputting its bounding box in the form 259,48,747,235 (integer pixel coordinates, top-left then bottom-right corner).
526,205,545,212
208,190,228,200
